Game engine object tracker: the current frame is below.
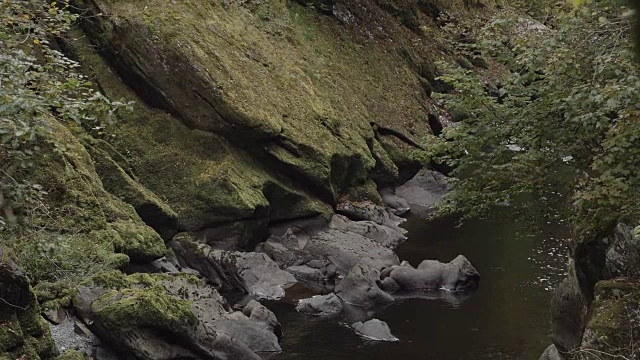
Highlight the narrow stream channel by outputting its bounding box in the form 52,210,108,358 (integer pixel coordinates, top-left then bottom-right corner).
267,212,569,359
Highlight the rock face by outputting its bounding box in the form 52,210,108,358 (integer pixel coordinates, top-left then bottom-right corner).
579,279,640,359
550,266,588,355
550,222,640,358
395,169,449,217
352,319,399,342
382,255,480,292
170,236,297,300
73,272,281,360
0,253,57,360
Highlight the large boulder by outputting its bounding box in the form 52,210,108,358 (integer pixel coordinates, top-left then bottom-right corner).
170,236,296,300
351,319,398,342
73,272,281,360
335,261,394,308
382,255,480,292
259,214,401,283
395,168,448,217
0,253,57,360
295,294,343,316
550,267,588,355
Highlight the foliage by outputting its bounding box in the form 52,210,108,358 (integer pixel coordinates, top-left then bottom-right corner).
0,0,131,229
424,0,640,232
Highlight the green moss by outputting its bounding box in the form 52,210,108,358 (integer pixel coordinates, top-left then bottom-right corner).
92,285,197,334
584,279,640,350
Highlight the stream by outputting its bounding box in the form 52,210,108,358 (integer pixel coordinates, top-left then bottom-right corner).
267,212,569,359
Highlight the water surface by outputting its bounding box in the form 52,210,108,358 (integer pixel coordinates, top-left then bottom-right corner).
268,213,569,359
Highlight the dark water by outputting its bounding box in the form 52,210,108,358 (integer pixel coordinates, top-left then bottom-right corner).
268,214,569,360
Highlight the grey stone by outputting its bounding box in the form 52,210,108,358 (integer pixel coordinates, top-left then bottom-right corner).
352,319,398,341
296,293,343,315
379,188,410,216
335,260,394,308
42,307,67,325
395,169,448,217
550,270,587,354
74,321,93,337
383,255,479,292
538,344,562,360
336,201,405,227
170,236,297,300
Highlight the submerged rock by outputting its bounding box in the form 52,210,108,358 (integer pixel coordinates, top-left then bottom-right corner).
382,255,480,292
170,235,296,300
395,168,448,217
296,294,343,315
352,319,398,342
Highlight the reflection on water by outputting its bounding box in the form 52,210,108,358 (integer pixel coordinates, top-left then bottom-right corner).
268,212,569,360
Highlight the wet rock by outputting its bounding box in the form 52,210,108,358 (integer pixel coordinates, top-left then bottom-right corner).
395,169,448,217
352,319,398,341
382,255,479,292
74,272,277,360
538,344,562,360
170,235,297,300
335,260,394,308
296,293,343,315
550,268,588,354
336,201,405,227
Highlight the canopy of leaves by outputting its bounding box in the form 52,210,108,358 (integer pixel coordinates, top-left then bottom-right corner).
425,0,640,236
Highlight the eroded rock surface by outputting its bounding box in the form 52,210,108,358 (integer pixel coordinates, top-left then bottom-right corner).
170,236,296,300
296,294,343,316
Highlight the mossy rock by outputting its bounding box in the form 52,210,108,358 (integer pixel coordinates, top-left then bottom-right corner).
56,350,86,360
580,279,640,357
0,258,56,360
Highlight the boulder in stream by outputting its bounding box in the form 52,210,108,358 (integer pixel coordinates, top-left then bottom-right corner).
335,260,394,308
381,255,480,292
352,319,399,342
296,293,343,315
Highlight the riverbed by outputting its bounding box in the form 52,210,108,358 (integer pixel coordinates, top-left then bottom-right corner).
268,212,569,359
